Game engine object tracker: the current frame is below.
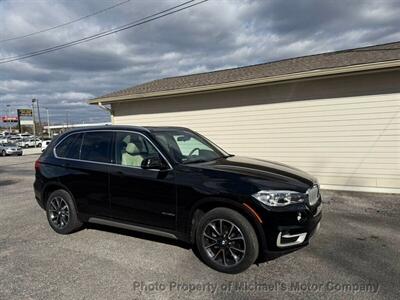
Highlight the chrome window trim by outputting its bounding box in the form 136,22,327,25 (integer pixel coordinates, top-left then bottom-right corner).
53,129,173,171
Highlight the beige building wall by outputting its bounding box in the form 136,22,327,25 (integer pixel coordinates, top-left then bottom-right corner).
111,70,400,193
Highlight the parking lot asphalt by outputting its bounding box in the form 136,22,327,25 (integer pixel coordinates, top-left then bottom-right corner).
1,154,399,300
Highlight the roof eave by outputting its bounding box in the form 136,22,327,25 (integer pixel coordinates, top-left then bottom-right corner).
88,59,400,105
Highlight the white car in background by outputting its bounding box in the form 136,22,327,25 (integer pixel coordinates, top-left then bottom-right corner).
0,142,23,156
41,140,51,152
18,138,42,148
18,133,33,139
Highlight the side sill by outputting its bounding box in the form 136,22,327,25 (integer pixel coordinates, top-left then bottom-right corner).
88,217,178,240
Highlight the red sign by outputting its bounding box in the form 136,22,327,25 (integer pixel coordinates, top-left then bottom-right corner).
1,116,19,123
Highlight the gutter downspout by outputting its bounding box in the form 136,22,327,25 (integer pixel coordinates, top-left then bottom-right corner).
97,102,114,124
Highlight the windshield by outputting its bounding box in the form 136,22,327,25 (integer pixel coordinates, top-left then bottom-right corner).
152,130,230,164
2,143,17,147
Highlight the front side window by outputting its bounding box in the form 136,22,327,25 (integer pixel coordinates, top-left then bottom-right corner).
55,133,83,159
80,131,113,163
153,130,228,164
115,132,160,168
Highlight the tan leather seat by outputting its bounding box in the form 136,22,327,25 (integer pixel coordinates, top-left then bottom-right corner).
121,143,144,167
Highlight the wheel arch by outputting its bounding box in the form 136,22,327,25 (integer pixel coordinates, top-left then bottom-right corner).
41,182,77,210
188,197,268,256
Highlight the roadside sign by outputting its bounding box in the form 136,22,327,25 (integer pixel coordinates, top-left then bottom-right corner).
17,109,33,117
20,120,34,125
1,116,18,122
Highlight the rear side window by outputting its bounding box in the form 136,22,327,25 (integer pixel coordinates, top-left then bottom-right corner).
81,131,113,163
55,133,83,159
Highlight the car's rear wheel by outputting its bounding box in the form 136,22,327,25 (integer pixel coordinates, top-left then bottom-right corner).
46,189,83,234
195,207,259,274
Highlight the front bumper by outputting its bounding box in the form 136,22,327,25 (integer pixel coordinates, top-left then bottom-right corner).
5,149,23,155
253,197,322,254
274,211,321,249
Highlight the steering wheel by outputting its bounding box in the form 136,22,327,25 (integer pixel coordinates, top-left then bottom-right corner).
188,147,201,158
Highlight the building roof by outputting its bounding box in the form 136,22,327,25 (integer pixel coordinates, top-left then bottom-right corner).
90,41,400,104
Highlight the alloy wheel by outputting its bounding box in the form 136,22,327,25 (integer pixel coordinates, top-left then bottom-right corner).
48,197,70,229
202,219,246,267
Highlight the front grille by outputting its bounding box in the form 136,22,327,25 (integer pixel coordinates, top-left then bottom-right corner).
307,185,319,206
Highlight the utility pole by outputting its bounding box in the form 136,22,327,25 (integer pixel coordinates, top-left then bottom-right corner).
6,104,11,134
46,108,51,138
34,98,42,139
32,99,37,147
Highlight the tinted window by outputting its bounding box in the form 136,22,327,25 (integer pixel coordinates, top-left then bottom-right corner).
81,131,113,163
55,133,82,159
115,132,159,168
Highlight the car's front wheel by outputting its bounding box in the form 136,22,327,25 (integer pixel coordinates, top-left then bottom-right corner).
195,207,259,274
1,150,6,156
46,189,83,234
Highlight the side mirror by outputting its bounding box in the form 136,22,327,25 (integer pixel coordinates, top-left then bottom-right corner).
141,156,163,170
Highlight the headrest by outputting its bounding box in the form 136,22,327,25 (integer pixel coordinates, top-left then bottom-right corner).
122,135,131,144
125,143,140,155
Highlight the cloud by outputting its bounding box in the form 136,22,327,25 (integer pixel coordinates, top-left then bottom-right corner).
1,0,400,125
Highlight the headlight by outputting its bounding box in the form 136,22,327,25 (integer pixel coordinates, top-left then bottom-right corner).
252,190,306,207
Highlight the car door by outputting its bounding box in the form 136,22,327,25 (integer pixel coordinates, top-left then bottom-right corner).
54,131,112,217
108,131,176,230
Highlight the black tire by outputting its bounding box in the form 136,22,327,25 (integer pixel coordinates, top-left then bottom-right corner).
24,144,29,148
195,207,259,274
1,150,6,157
37,143,42,147
46,189,83,234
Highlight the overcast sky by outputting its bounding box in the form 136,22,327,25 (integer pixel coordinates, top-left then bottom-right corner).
1,0,400,125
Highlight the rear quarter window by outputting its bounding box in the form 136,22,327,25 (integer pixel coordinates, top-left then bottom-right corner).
55,133,83,159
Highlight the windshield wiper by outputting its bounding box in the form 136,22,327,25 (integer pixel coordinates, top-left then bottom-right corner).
223,154,235,158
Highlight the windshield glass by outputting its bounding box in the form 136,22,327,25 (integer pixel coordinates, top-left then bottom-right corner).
3,143,17,147
152,130,229,164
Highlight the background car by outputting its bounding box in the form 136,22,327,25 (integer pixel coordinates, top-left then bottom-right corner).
0,142,23,156
41,140,51,152
17,138,42,148
17,133,33,139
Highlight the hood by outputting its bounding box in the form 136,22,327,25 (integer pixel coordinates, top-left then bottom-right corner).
194,156,317,190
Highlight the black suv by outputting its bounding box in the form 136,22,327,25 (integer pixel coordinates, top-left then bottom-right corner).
34,126,321,273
